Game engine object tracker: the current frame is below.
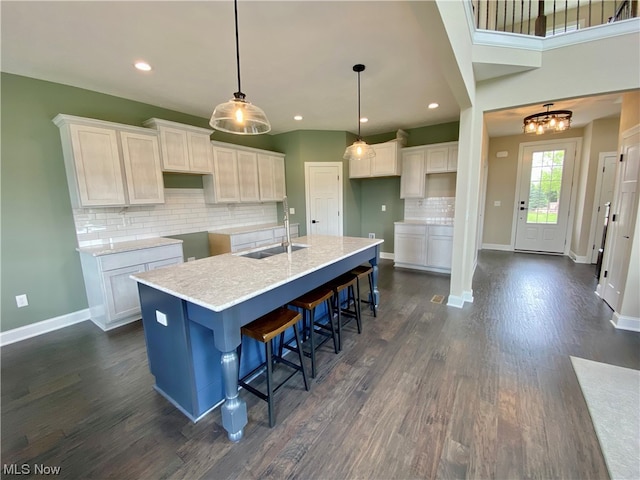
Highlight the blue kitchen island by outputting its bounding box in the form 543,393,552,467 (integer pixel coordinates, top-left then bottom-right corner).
131,234,383,442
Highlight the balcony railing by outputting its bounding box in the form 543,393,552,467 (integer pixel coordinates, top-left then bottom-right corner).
472,0,638,36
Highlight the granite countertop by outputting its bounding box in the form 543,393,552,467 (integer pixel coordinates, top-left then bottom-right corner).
208,223,299,235
131,235,383,312
395,219,454,226
76,237,183,256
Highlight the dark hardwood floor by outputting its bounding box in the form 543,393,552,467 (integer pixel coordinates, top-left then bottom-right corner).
2,251,639,479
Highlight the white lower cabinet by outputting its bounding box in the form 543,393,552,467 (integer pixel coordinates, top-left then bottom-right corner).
394,223,453,273
79,242,183,331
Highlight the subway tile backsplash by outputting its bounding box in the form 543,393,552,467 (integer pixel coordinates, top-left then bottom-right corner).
404,197,455,222
73,188,277,247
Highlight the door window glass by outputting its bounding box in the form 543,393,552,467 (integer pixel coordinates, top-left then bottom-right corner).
527,149,565,224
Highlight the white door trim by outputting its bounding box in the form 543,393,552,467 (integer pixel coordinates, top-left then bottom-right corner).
304,162,343,236
588,151,618,263
510,137,582,254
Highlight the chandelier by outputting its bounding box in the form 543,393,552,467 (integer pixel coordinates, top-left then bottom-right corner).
523,103,572,135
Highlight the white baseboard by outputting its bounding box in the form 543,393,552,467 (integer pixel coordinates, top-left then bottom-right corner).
0,309,90,347
482,243,513,251
463,290,474,303
380,252,394,260
447,295,465,308
610,312,640,332
569,251,591,264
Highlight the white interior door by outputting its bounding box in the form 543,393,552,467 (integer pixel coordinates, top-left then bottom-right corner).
601,129,639,311
589,152,618,263
514,142,576,253
304,162,343,236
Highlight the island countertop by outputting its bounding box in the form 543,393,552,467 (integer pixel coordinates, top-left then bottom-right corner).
131,235,383,313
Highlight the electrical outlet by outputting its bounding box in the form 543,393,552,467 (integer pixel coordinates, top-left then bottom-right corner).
381,205,386,212
368,233,375,239
156,310,168,326
187,257,196,262
16,294,28,308
494,200,501,207
289,207,295,215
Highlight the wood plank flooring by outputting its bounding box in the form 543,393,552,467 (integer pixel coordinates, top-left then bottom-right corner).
2,251,639,479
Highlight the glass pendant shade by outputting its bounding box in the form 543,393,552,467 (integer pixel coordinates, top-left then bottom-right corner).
210,94,271,135
343,139,375,160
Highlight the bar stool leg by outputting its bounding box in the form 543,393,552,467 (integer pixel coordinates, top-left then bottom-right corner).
293,323,310,391
266,340,275,428
349,285,362,334
326,298,339,354
309,307,317,378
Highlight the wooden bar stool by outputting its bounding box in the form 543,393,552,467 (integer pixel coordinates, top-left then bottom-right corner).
350,264,377,318
289,285,339,378
237,307,309,428
326,273,362,351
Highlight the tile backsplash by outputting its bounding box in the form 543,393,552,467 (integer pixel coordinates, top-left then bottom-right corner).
404,197,455,222
73,188,277,247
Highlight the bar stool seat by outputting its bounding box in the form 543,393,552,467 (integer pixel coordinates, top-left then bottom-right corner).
350,264,377,318
325,273,362,351
238,307,309,428
289,285,339,378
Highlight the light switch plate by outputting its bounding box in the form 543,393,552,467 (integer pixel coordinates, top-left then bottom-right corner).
381,205,386,211
16,294,28,308
156,310,168,326
494,200,501,207
289,208,295,215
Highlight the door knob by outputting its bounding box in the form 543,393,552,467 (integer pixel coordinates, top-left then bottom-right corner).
520,207,528,211
311,220,319,224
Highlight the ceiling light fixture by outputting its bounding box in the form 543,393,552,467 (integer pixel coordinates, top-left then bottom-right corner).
294,115,303,121
523,103,572,135
134,61,152,72
210,0,270,135
428,102,439,109
344,64,375,162
360,117,368,123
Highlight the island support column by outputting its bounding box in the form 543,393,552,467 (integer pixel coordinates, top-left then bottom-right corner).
220,350,246,442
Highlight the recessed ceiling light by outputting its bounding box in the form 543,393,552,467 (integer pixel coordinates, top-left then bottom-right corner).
134,61,152,72
360,117,368,123
294,115,303,121
428,103,439,109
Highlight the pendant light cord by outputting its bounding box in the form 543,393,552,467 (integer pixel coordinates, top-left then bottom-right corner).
357,70,361,139
234,0,242,96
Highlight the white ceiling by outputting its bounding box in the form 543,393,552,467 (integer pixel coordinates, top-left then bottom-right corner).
0,1,624,138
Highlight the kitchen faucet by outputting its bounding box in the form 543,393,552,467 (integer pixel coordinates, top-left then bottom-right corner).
282,196,292,254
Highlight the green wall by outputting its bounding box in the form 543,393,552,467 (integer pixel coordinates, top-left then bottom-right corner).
1,72,460,332
0,73,276,332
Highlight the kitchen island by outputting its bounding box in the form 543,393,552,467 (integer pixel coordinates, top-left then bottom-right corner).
131,234,383,441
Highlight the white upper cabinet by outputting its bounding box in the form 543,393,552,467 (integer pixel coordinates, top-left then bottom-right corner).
349,140,402,178
205,146,241,203
425,142,458,173
237,151,260,202
400,148,426,199
143,118,213,174
53,114,164,208
257,154,286,202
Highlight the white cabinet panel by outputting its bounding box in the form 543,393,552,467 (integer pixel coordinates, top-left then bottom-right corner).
103,264,146,322
53,114,164,208
211,147,241,203
426,147,448,173
448,146,458,171
394,223,453,273
400,149,426,199
349,156,371,178
395,233,427,265
143,118,213,173
349,141,401,178
120,131,165,205
258,154,286,202
237,151,260,202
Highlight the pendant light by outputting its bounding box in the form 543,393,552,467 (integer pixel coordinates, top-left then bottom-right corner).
343,64,375,161
210,0,270,135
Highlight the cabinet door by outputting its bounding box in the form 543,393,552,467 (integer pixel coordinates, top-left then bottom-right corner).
426,146,448,173
258,154,286,202
372,142,400,176
427,235,453,269
103,264,146,322
159,127,190,171
69,124,126,206
447,146,458,172
212,147,240,202
120,131,165,205
237,151,260,202
349,157,371,178
187,132,213,173
147,257,183,270
400,150,426,198
394,233,427,265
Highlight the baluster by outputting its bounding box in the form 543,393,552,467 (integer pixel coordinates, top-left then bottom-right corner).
486,0,490,30
503,0,508,31
565,0,568,32
577,0,580,30
553,0,557,35
528,0,532,35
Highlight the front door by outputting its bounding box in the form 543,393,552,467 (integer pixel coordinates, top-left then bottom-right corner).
514,141,576,253
304,162,343,236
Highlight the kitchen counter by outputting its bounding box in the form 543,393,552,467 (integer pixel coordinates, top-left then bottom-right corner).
131,235,383,441
395,219,454,226
208,222,297,235
76,237,183,256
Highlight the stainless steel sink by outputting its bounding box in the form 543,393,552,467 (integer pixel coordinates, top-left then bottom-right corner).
237,244,308,260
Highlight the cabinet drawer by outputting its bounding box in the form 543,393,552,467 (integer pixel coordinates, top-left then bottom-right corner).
395,224,427,236
428,225,453,237
231,230,274,247
99,244,183,271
